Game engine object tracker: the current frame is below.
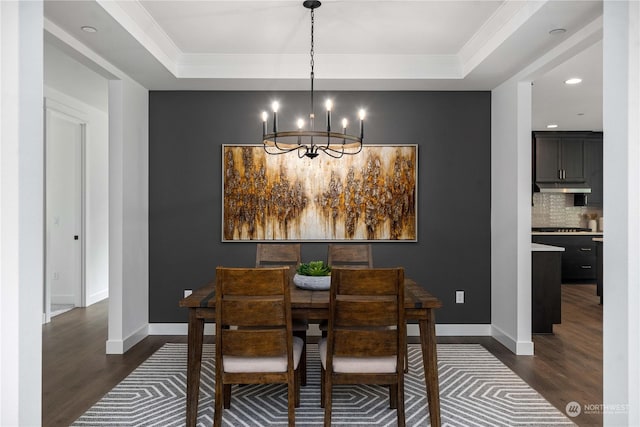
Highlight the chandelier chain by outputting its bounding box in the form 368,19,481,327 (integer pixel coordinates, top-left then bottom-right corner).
310,7,315,121
310,8,315,75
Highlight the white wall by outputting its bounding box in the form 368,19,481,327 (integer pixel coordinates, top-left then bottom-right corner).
602,1,640,425
0,1,44,425
491,80,534,356
44,87,110,306
107,78,149,354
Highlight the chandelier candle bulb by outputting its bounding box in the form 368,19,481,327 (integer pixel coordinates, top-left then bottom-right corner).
359,109,366,139
271,102,279,133
261,111,268,135
342,118,348,143
326,99,332,132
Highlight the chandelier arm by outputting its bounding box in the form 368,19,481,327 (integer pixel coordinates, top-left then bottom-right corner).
319,143,362,156
316,146,345,159
263,141,304,155
263,147,302,155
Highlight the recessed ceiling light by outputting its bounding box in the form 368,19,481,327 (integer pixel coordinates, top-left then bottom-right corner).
565,78,582,85
549,28,566,35
81,26,97,33
547,124,559,129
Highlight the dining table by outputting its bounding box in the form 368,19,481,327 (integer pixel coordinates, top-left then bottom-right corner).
179,277,443,427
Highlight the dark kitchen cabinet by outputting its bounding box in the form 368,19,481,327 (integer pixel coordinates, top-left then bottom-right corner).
534,133,585,183
584,134,603,206
532,251,562,333
531,235,597,282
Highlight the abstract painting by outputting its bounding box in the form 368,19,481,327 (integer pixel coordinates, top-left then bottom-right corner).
222,144,417,241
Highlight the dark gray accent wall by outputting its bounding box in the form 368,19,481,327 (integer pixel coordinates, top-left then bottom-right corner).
149,91,491,324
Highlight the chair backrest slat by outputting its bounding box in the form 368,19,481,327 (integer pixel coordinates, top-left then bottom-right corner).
221,329,287,357
256,243,301,282
219,268,288,296
333,329,398,357
327,244,373,268
334,296,397,327
256,243,301,265
222,297,286,327
333,269,398,295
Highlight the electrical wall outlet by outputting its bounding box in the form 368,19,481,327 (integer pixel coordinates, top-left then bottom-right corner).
184,289,193,298
455,290,465,304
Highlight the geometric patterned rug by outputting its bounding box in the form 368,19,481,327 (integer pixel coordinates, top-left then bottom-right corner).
73,343,574,426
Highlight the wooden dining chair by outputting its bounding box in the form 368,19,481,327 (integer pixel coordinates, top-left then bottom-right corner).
214,266,302,427
327,243,373,268
255,243,308,385
319,267,406,427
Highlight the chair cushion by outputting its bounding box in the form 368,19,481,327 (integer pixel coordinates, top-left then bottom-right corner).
223,336,304,373
318,338,397,373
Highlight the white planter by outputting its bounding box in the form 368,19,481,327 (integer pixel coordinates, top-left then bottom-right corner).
293,274,331,290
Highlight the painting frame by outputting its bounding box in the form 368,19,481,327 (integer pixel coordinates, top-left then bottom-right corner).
222,144,418,242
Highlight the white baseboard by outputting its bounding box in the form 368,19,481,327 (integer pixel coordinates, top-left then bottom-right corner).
51,294,75,305
148,323,493,337
434,324,492,336
491,324,534,355
147,323,216,335
86,289,108,306
106,324,149,354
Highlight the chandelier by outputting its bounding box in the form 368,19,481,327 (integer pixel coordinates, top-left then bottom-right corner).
261,0,365,159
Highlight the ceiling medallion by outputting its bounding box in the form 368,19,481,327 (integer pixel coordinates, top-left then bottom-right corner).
261,0,365,159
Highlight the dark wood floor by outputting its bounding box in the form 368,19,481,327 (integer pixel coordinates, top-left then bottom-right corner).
42,284,602,427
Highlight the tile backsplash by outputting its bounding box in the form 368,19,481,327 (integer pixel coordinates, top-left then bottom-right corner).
532,193,602,228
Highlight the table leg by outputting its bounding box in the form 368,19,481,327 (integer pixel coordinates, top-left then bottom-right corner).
187,309,204,427
419,310,441,427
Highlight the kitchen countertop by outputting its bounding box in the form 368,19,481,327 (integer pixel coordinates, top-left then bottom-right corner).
532,243,565,252
532,231,604,236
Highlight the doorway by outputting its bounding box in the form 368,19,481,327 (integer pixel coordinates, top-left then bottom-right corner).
44,99,86,323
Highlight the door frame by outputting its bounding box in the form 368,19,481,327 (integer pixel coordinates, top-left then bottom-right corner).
44,97,88,323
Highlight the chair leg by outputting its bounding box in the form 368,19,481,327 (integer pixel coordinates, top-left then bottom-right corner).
288,377,296,427
320,366,325,408
323,373,332,427
214,379,224,427
295,369,301,408
223,384,232,409
389,384,398,409
397,379,406,427
294,330,307,386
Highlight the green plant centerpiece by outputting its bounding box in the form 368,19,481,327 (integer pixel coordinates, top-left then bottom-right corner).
293,261,331,290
